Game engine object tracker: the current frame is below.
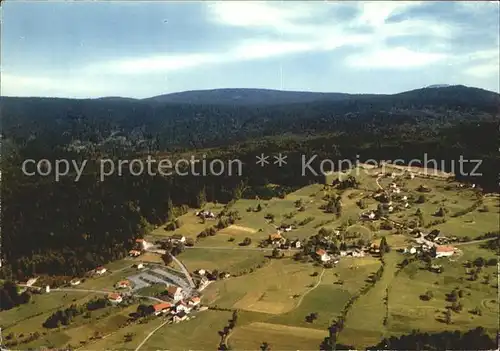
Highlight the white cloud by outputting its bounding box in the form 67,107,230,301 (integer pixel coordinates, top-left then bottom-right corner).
345,47,448,69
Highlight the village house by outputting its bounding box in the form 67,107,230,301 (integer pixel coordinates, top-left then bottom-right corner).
269,232,285,246
316,249,330,262
171,234,186,243
172,300,191,314
279,225,293,232
195,269,206,276
292,240,301,249
430,264,443,273
435,245,455,258
173,310,188,323
369,243,380,254
95,266,107,275
135,238,148,250
361,211,376,220
197,276,210,291
134,262,145,269
152,302,172,316
340,250,348,257
107,293,122,304
167,286,184,301
70,278,81,286
188,297,201,307
352,249,365,257
115,280,131,289
129,249,142,257
196,210,215,219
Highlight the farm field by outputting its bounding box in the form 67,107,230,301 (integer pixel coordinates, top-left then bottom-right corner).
177,248,268,273
229,322,328,350
142,310,232,350
338,252,400,349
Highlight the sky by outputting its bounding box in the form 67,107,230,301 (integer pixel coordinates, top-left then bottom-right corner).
1,1,499,98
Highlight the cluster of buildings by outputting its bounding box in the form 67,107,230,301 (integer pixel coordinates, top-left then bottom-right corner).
315,243,379,263
149,295,202,323
195,210,216,220
129,238,150,257
104,285,203,323
267,232,301,249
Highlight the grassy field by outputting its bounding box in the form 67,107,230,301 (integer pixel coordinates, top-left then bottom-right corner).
203,259,318,313
387,243,498,335
176,248,268,274
229,321,328,350
142,310,232,350
338,252,400,348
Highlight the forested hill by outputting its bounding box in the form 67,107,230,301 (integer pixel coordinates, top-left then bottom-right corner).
1,85,499,150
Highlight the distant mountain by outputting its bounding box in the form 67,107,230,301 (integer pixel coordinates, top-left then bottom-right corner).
143,88,379,106
426,84,452,89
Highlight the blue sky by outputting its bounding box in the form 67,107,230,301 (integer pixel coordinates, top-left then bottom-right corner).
2,1,499,98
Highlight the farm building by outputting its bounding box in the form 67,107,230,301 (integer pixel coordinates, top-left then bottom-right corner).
107,293,122,304
316,249,330,262
95,266,107,275
115,280,131,289
152,302,172,316
167,286,184,301
173,311,188,323
134,262,145,269
129,250,142,257
171,234,186,243
435,245,455,258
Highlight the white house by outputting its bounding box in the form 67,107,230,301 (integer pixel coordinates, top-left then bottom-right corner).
134,262,145,269
388,206,394,213
167,286,183,301
171,234,186,243
95,266,107,275
340,251,348,257
196,269,206,276
293,240,302,249
368,211,376,219
70,279,81,286
316,249,330,262
435,245,455,258
402,195,408,201
352,250,365,257
45,285,51,293
173,301,191,314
